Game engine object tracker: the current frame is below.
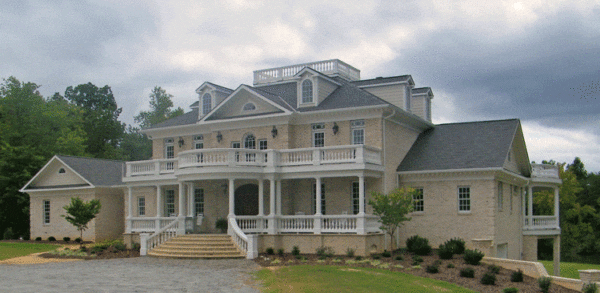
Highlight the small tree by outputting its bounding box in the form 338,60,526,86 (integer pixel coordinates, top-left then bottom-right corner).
62,197,101,247
368,187,415,250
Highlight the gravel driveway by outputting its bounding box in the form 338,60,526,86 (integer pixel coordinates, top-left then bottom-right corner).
0,257,261,293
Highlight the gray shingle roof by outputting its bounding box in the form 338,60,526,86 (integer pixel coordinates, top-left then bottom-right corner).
148,109,199,129
57,155,123,186
205,82,234,94
397,119,520,172
297,78,389,112
412,87,433,95
352,75,413,87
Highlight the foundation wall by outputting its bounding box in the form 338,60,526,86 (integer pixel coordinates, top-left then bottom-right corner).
259,233,385,256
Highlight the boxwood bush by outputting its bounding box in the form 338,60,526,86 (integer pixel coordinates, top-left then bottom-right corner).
463,249,484,265
406,235,432,256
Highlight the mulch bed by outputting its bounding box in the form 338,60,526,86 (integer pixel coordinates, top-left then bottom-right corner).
253,252,577,293
38,248,140,260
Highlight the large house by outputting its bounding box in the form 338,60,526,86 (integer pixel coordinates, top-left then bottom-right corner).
21,59,561,265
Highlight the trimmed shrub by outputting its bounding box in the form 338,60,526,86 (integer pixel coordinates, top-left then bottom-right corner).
538,276,552,293
510,269,524,282
481,272,496,285
35,237,42,241
460,267,475,278
583,282,599,293
215,218,228,233
394,255,403,261
503,288,519,293
345,248,354,257
63,237,71,242
114,242,127,251
292,246,300,256
266,247,274,255
381,250,391,258
48,236,56,242
412,255,423,263
437,243,454,260
277,248,284,256
75,237,82,243
447,263,455,268
372,254,381,260
426,265,439,274
132,243,141,252
463,249,484,265
488,264,501,274
445,238,466,254
315,246,334,257
406,235,432,256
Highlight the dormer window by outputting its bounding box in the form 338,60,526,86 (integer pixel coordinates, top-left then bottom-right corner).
243,102,256,112
202,93,212,115
302,79,313,103
58,168,66,174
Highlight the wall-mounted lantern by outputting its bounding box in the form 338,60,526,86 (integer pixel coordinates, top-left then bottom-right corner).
178,137,185,148
332,122,339,135
271,126,278,138
216,131,223,143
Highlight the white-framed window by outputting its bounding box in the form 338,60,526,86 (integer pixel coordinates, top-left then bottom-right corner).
232,141,240,162
164,138,174,159
312,183,326,214
138,197,145,216
352,181,367,215
244,134,256,149
43,200,50,224
351,120,365,145
193,135,204,149
202,93,212,115
302,79,313,103
498,182,503,211
413,188,424,212
458,186,471,212
312,123,325,147
259,139,267,150
243,103,256,112
58,168,66,174
194,188,204,215
165,189,175,216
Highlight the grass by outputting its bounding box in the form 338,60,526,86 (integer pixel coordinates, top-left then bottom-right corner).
0,242,59,260
540,260,600,279
255,265,476,293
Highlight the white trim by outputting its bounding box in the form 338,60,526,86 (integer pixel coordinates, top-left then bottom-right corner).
21,186,95,193
294,67,342,86
20,156,95,192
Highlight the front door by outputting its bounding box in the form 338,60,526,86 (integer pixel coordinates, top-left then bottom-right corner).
234,184,258,216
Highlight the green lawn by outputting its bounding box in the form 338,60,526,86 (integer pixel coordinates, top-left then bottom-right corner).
254,265,476,293
0,242,59,261
540,260,600,279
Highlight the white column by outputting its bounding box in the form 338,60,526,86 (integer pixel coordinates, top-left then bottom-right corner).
267,178,276,234
187,183,194,217
554,187,560,227
357,175,366,235
228,178,235,217
553,235,561,276
155,185,162,233
258,179,264,216
178,182,185,217
314,177,322,234
276,180,282,215
126,186,133,233
528,186,533,226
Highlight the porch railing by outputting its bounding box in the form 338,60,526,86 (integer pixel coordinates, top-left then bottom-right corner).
523,215,559,230
139,218,179,256
253,59,360,85
229,217,258,259
125,145,382,177
234,214,382,234
130,216,194,233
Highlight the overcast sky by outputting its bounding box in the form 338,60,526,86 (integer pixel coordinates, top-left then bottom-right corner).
2,0,599,172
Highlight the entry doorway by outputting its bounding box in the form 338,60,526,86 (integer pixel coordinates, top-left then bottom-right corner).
234,184,259,216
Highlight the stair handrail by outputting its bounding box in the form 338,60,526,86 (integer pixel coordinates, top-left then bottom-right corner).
140,219,179,256
228,217,258,259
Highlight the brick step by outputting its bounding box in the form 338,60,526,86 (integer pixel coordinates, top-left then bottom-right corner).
150,249,243,256
166,240,234,245
147,234,244,259
155,246,239,252
147,252,245,259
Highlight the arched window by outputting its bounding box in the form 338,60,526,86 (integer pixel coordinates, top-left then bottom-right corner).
244,133,256,149
243,103,256,111
202,93,212,115
302,79,313,103
58,168,66,174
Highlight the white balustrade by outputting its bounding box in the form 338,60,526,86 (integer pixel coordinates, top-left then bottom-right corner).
229,218,258,259
253,59,360,84
130,218,156,232
531,164,560,179
523,216,559,230
140,219,179,256
278,216,315,233
322,215,357,232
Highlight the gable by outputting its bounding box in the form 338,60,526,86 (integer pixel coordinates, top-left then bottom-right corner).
25,158,90,189
502,123,531,176
203,86,289,121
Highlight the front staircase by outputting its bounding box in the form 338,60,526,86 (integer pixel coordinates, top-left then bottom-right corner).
147,234,245,259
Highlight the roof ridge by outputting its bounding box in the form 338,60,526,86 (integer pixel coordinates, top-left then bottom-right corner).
57,154,124,163
435,118,519,126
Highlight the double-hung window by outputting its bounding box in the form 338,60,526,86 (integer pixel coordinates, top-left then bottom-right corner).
312,123,325,147
458,187,471,212
312,183,326,214
232,142,240,162
193,135,204,149
165,189,175,216
43,200,50,224
413,188,424,212
164,138,175,170
202,93,212,115
194,188,204,215
138,197,145,216
302,79,313,103
351,120,365,145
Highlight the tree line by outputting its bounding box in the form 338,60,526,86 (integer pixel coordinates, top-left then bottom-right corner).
0,77,182,239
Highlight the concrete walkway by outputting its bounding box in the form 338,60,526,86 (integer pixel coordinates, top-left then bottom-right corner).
0,257,261,292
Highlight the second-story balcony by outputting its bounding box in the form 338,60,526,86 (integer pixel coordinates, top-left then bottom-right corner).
123,145,382,180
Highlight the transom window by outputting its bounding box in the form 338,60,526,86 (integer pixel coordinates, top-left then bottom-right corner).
194,135,204,149
413,188,424,212
202,93,212,115
165,189,175,216
312,183,326,214
194,188,204,215
243,103,256,111
458,187,471,212
43,200,50,224
164,138,174,159
351,120,365,145
138,197,145,216
302,79,313,103
244,134,256,149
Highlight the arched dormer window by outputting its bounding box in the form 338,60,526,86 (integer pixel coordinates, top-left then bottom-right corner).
202,93,212,115
302,79,313,103
243,102,256,112
58,168,66,174
243,133,256,149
